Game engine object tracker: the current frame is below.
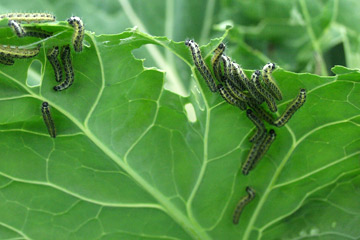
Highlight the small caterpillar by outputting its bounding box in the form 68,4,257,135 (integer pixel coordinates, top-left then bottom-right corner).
224,77,252,103
229,61,246,91
247,101,275,125
246,109,266,143
221,56,246,91
67,16,84,52
211,43,225,82
23,27,53,39
250,129,276,171
0,44,40,58
8,20,25,38
53,45,74,91
47,46,63,82
8,20,52,39
232,63,264,104
274,88,306,127
242,131,267,175
262,63,283,100
0,55,14,65
251,70,277,112
41,102,56,138
233,186,256,224
0,13,55,22
185,39,217,92
218,84,247,110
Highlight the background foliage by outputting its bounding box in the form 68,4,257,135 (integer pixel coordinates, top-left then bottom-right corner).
0,0,359,240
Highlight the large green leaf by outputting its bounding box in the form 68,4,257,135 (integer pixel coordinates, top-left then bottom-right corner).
0,19,359,240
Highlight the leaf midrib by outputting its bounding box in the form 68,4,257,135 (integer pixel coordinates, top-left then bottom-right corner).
0,38,211,240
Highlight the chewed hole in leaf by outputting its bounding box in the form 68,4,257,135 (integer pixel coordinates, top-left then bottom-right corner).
26,59,42,87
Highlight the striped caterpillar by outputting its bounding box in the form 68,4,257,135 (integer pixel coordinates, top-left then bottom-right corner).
251,70,277,112
211,43,225,83
250,129,276,171
8,20,52,39
0,13,56,22
53,45,74,91
67,16,84,52
246,109,266,143
233,186,256,224
262,63,282,101
41,102,56,138
185,39,217,92
217,84,247,110
274,88,306,127
0,44,40,59
47,46,63,83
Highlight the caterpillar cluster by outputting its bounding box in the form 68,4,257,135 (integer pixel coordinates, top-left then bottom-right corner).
185,40,307,224
1,13,86,138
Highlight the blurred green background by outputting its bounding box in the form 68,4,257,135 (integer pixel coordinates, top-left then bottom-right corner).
1,0,359,95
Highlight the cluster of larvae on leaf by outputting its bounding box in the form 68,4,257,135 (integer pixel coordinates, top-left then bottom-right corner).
0,13,86,138
185,39,306,225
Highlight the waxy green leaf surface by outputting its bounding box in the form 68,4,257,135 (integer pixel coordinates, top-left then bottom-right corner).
0,21,359,240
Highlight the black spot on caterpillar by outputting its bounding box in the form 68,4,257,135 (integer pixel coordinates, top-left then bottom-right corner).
0,13,55,23
246,109,266,143
242,131,267,175
185,39,217,92
247,101,275,125
0,55,14,65
233,186,256,224
0,44,40,59
217,84,247,110
262,63,283,101
47,46,63,83
211,43,225,82
53,45,74,91
250,129,276,171
67,16,84,52
251,70,277,112
41,102,56,138
232,63,264,104
274,88,306,127
8,20,25,38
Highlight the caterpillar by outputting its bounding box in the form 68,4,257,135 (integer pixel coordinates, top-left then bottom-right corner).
0,55,14,65
67,16,84,52
8,20,52,39
232,62,264,104
229,61,247,91
221,55,246,91
233,186,256,224
242,131,267,175
47,46,63,82
262,63,283,100
185,39,217,92
247,101,275,125
246,109,266,143
0,13,55,22
41,102,56,138
23,27,53,39
211,42,225,82
274,88,306,127
8,20,25,38
224,77,252,103
251,70,277,112
250,129,276,171
217,84,247,110
53,45,74,91
0,44,40,58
